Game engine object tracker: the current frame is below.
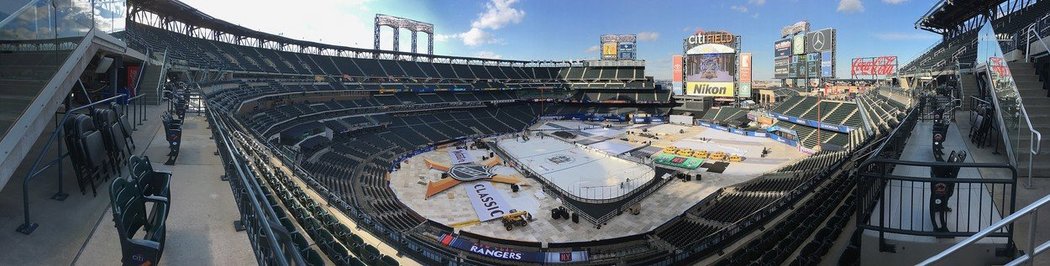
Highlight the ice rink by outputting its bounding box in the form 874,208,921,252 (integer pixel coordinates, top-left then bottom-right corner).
496,136,655,201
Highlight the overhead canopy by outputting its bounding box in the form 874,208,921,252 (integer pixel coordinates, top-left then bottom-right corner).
128,0,551,64
916,0,1003,32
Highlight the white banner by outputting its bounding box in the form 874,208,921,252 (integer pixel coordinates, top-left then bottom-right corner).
465,182,514,222
448,149,476,165
670,115,694,125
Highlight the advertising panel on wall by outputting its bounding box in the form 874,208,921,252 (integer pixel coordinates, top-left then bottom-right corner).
739,52,752,98
672,55,684,95
618,42,636,60
804,28,835,54
821,51,834,77
602,42,618,59
686,82,735,97
808,58,819,77
774,38,792,57
672,55,683,82
850,56,897,78
685,53,737,82
600,34,635,60
792,34,805,55
774,57,791,78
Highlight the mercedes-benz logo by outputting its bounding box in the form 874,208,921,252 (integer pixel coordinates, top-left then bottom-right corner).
812,31,826,51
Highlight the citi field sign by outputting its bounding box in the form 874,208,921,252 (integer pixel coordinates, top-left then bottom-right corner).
684,31,736,51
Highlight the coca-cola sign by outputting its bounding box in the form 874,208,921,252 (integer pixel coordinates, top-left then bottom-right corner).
850,56,897,77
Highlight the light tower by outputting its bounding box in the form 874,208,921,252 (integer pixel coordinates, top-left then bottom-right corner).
374,14,435,57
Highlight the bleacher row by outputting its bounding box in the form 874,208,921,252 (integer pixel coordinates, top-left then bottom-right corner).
993,1,1050,52
773,121,849,149
230,88,520,135
648,149,853,255
714,169,857,265
899,29,978,74
772,96,863,129
250,154,399,266
699,107,748,123
126,22,647,84
856,91,907,133
573,90,672,103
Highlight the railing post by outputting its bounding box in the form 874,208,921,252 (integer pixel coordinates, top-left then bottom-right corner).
1028,211,1037,266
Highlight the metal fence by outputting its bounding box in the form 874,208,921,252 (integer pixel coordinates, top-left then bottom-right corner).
855,105,1018,253
205,91,307,265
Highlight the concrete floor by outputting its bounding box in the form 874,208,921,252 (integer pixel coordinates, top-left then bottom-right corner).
0,104,255,265
75,113,255,265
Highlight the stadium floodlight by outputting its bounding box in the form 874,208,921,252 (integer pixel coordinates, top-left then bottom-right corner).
374,14,435,55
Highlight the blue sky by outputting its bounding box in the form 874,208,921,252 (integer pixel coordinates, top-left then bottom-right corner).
179,0,943,80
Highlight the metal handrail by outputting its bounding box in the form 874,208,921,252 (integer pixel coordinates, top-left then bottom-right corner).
1020,25,1045,189
1018,106,1041,189
17,94,127,234
919,193,1050,266
207,93,306,265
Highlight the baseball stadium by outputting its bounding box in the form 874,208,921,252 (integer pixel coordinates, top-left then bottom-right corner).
0,0,1049,265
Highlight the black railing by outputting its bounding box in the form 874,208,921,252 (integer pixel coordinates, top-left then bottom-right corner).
205,96,307,265
855,105,1018,252
17,94,131,234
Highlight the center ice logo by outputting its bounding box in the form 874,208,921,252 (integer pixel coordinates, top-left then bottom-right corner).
448,164,494,181
547,155,574,164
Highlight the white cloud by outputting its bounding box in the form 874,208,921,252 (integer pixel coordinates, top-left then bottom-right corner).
462,27,495,46
752,13,760,19
637,32,660,41
882,0,907,3
730,5,749,13
446,0,526,47
748,0,767,5
471,0,525,30
179,0,374,48
873,32,938,41
838,0,864,13
474,51,502,59
585,45,600,53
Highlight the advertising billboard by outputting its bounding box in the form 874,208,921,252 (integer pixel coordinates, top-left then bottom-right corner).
774,38,792,57
685,53,736,82
792,34,805,55
684,31,737,52
601,34,635,60
805,28,835,53
602,42,618,60
850,56,897,77
686,82,735,97
774,57,791,78
739,53,752,98
821,51,834,77
618,42,636,60
672,55,683,82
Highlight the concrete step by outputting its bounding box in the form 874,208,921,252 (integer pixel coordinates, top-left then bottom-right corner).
1019,88,1050,99
1016,165,1050,178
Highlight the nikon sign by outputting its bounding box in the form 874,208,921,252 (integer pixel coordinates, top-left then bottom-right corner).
685,82,735,97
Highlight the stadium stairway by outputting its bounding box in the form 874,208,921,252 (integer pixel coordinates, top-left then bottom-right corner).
959,72,979,110
136,50,168,105
1006,61,1050,177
